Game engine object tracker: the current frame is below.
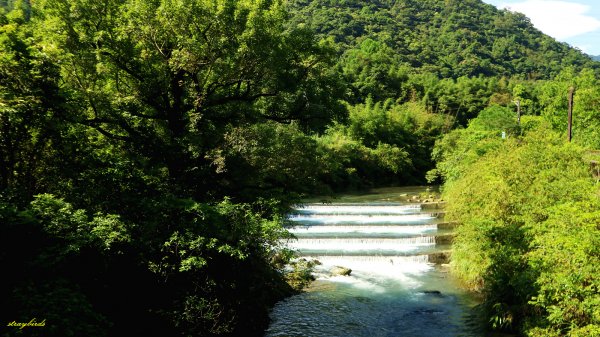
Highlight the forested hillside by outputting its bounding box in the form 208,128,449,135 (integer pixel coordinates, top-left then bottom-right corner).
287,0,597,80
1,0,599,336
284,0,599,187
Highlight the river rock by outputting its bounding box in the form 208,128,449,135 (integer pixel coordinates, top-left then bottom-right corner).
330,266,352,276
421,290,443,296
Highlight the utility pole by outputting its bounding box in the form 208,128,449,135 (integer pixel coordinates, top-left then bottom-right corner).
515,99,521,127
567,87,574,142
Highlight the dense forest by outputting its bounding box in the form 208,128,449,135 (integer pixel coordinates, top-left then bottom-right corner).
0,0,598,336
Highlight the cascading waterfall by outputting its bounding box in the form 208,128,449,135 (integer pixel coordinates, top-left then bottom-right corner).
294,204,422,214
289,224,438,235
288,213,436,224
281,202,441,270
265,187,484,337
287,237,436,253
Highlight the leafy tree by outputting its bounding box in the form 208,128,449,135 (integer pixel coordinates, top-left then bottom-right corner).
34,0,343,200
340,38,410,102
428,105,517,183
0,6,65,202
317,98,450,189
207,122,326,204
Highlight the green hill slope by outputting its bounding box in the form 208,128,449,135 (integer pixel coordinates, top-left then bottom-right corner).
287,0,597,79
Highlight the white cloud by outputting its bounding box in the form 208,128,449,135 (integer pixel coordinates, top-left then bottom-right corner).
500,0,600,39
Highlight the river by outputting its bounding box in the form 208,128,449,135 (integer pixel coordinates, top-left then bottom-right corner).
264,186,486,337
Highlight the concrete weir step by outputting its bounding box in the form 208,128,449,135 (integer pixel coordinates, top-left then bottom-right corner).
428,251,451,264
419,201,447,210
437,221,459,230
434,233,455,245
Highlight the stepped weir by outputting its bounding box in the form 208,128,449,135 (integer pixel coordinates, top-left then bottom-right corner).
285,202,449,261
265,187,482,337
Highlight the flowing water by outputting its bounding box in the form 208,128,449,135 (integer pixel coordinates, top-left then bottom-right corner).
265,187,485,337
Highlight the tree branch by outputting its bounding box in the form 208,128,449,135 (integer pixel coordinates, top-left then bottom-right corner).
204,91,278,108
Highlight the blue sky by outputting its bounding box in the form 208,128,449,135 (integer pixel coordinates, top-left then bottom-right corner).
482,0,600,55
